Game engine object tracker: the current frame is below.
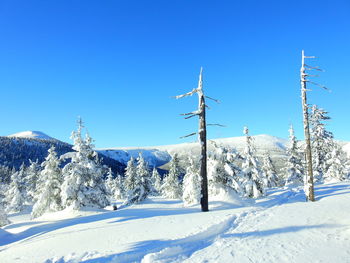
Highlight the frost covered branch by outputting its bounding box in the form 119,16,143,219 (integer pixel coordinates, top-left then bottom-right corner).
180,110,201,116
175,88,199,99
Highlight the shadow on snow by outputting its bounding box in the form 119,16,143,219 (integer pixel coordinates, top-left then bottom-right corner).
82,223,339,263
0,200,198,247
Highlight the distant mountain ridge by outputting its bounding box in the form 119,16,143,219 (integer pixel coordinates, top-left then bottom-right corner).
98,134,290,172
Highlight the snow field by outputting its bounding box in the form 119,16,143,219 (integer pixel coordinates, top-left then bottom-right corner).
1,182,350,263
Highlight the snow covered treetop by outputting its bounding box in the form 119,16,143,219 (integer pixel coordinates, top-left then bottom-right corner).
243,126,249,136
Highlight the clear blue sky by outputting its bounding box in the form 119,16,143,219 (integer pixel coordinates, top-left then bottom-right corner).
0,0,349,148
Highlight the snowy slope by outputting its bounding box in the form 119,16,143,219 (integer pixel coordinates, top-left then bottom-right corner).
1,182,350,262
7,131,56,141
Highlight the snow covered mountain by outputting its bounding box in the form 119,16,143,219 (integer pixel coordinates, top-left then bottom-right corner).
98,134,289,171
99,134,350,175
0,134,125,176
98,148,172,169
7,131,56,141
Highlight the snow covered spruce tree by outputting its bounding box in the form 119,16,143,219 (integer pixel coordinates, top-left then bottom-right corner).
24,160,40,203
61,118,110,210
0,205,10,227
105,168,125,201
151,167,162,195
4,168,26,213
0,181,10,226
324,143,349,182
161,153,182,199
261,152,279,188
105,168,116,198
207,143,242,196
124,153,152,205
310,105,335,182
241,127,266,198
124,157,137,198
182,156,201,206
31,146,63,218
113,174,125,200
136,153,152,194
284,125,304,186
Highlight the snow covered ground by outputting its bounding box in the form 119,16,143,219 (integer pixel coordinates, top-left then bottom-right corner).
1,182,350,263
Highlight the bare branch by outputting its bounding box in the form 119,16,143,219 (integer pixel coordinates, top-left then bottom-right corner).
180,132,197,139
207,123,226,127
305,64,324,71
184,114,199,119
307,81,329,90
205,96,220,103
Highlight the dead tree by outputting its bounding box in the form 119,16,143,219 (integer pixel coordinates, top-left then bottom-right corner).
300,50,327,202
175,68,218,212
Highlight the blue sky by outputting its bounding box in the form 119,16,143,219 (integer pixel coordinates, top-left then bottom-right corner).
0,0,349,148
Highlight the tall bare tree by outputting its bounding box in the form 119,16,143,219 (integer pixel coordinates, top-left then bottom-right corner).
176,68,216,212
300,50,327,202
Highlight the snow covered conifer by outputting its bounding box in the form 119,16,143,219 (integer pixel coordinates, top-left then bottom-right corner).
262,152,279,188
182,156,201,206
113,174,125,200
161,153,182,199
5,170,26,213
61,118,110,210
31,146,63,218
105,169,125,201
241,127,265,198
151,167,162,195
310,105,334,182
136,153,152,195
208,143,242,196
124,157,137,193
324,144,349,182
25,160,40,203
124,153,152,204
284,125,304,186
0,205,10,227
105,168,116,197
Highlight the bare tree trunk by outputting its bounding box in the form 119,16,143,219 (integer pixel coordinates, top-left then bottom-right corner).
175,68,210,212
300,50,315,202
199,93,209,212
